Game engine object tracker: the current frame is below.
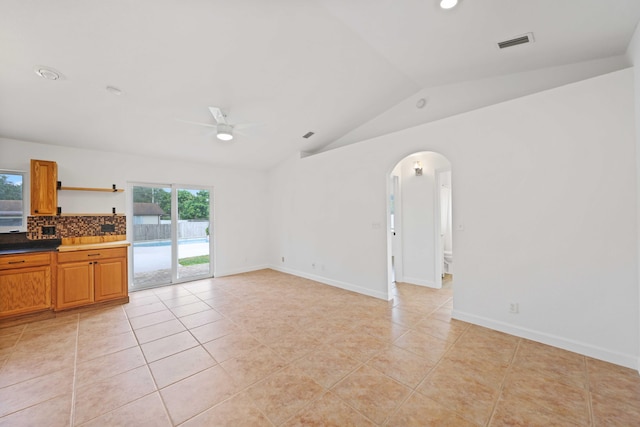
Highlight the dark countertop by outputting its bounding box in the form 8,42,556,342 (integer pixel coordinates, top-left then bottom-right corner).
0,247,58,255
0,232,61,256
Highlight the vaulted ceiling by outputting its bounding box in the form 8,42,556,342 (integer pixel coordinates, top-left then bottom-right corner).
1,0,639,169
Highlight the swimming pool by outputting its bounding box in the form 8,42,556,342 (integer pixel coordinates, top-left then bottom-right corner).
133,238,209,247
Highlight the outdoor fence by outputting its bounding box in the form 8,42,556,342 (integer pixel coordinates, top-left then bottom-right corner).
133,221,208,241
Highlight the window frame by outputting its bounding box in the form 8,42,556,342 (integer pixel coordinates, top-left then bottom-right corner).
0,169,27,233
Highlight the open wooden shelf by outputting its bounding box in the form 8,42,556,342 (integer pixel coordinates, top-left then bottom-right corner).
57,183,124,192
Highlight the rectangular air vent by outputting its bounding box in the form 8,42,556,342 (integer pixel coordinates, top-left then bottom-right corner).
497,32,534,49
302,131,315,139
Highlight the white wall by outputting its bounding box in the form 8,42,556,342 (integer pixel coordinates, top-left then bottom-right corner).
268,69,639,368
0,138,270,277
626,21,640,372
395,152,450,288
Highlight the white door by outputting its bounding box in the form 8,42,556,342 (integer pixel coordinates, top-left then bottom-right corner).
390,175,403,283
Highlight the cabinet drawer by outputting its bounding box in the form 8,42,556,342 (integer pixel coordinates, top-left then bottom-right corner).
0,252,52,270
57,247,127,263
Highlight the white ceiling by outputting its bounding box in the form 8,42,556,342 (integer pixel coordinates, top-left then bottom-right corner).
1,0,639,170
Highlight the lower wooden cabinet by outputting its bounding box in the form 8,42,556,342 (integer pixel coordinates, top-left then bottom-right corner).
56,247,128,310
94,257,127,302
0,252,52,318
56,261,94,310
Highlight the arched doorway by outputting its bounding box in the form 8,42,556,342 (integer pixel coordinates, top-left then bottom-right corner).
387,151,453,296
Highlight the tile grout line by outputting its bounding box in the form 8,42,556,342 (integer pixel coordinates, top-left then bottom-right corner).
124,298,174,426
0,324,26,383
132,284,273,425
69,314,80,426
484,337,523,427
584,356,595,427
388,321,477,426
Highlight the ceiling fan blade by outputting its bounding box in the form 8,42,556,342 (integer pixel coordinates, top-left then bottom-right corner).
233,122,263,131
176,118,218,129
208,107,227,124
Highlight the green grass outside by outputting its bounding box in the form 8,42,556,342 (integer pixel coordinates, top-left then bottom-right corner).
178,255,210,266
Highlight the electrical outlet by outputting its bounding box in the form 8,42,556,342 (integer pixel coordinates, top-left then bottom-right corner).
101,224,115,233
281,256,285,262
509,303,519,314
41,226,56,235
311,263,316,269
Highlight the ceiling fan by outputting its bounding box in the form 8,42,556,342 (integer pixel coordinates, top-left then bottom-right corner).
178,107,257,141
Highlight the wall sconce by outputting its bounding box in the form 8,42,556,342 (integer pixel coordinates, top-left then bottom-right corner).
413,161,423,176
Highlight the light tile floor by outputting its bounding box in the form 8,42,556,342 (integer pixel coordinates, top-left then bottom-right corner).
1,269,639,426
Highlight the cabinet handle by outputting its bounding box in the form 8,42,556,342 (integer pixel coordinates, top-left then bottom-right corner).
88,254,101,257
8,260,26,264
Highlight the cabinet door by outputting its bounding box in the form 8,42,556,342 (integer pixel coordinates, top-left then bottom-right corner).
30,159,58,216
94,257,127,302
56,261,94,310
0,266,51,317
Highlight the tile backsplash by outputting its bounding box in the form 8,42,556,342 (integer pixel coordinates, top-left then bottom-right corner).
28,215,126,240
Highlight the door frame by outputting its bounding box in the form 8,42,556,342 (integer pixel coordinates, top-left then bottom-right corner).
390,174,403,284
435,167,452,288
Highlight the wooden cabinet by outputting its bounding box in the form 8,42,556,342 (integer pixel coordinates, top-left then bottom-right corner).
30,158,125,216
56,247,128,310
0,252,52,318
30,159,58,216
94,257,127,302
56,261,94,310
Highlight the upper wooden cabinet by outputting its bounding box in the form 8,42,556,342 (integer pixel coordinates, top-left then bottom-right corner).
30,159,58,215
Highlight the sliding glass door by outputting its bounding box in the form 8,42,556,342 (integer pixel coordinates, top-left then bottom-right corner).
176,187,211,281
130,183,212,290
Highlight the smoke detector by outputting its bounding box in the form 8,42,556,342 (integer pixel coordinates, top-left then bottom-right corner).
34,66,64,81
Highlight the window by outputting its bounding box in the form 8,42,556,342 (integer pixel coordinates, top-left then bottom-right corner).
0,171,26,232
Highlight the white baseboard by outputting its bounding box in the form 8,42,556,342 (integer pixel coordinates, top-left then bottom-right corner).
402,276,440,289
453,309,638,370
215,264,270,277
270,265,390,300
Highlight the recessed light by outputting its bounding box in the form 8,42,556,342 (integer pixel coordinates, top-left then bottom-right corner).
416,98,427,109
106,86,123,95
440,0,458,9
34,66,63,81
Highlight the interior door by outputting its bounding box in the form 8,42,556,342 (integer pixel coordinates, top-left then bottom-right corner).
390,175,402,283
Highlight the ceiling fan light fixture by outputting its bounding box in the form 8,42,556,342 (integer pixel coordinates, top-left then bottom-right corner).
440,0,458,9
216,123,233,141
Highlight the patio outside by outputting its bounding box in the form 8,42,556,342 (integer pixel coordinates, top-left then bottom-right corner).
132,237,211,288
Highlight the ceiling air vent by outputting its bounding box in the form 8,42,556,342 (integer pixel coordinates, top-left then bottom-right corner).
497,32,534,50
302,131,315,139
